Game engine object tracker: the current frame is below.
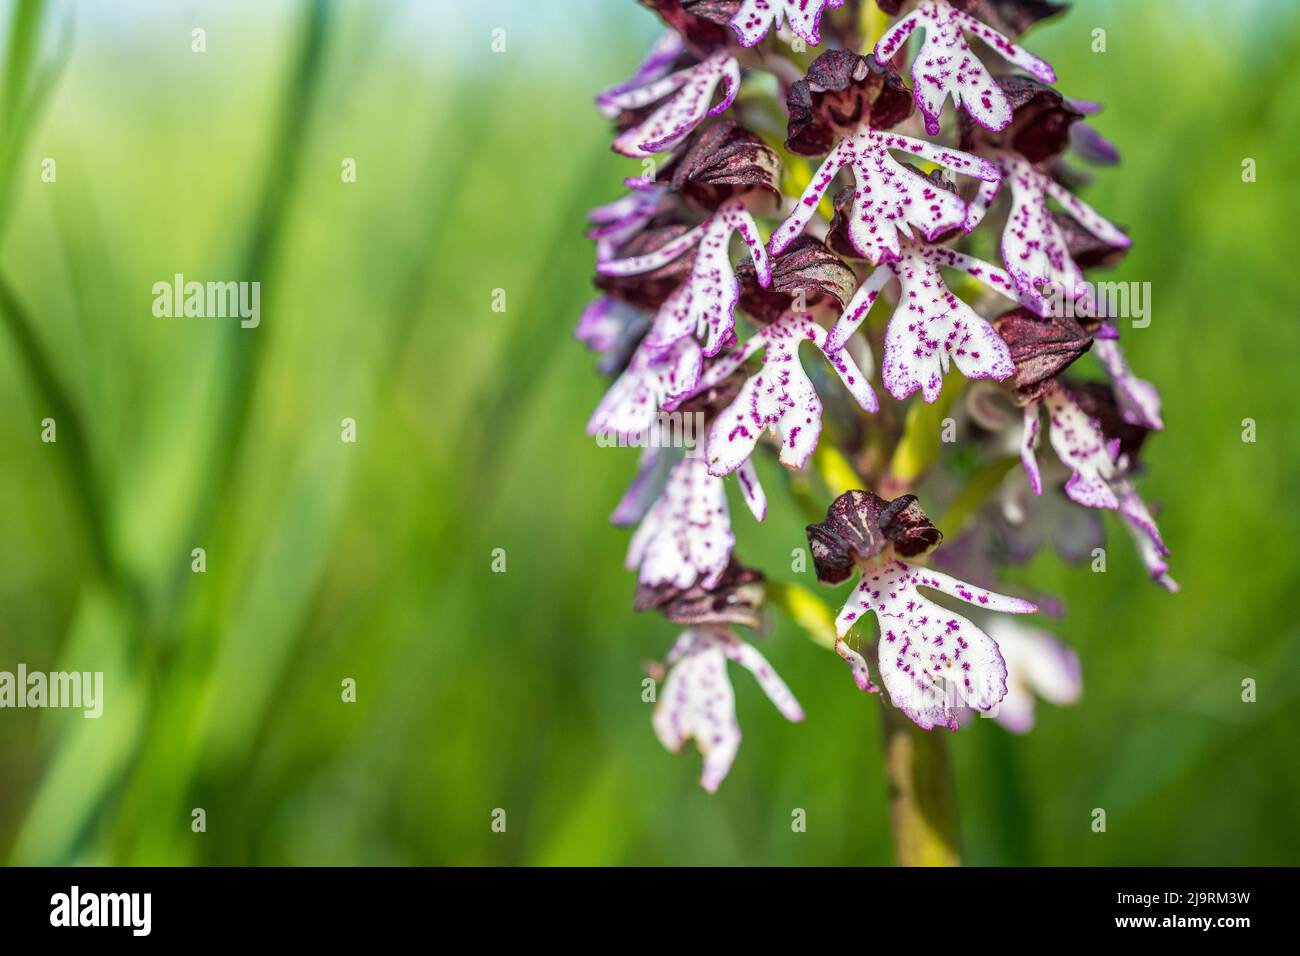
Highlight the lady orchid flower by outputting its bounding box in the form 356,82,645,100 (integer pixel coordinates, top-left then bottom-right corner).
627,455,736,591
727,0,847,48
653,625,804,793
578,0,1176,804
599,50,741,157
587,333,702,440
1020,382,1176,591
598,197,770,356
963,151,1131,311
700,311,878,476
771,126,1000,266
875,0,1056,135
807,491,1038,731
825,238,1035,403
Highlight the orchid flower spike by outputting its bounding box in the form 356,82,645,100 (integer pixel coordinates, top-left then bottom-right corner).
581,0,1174,796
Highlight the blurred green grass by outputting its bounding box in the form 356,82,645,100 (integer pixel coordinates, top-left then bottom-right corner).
0,0,1297,865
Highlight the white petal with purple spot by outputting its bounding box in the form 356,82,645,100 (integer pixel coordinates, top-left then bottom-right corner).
628,456,735,590
706,313,877,476
604,52,741,158
878,241,1019,403
729,0,846,48
770,128,1000,267
875,0,1056,136
834,560,1036,730
653,626,802,792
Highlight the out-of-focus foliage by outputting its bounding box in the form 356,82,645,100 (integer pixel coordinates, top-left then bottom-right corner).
0,0,1297,866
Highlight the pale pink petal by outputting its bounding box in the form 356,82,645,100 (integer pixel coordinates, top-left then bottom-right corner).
706,314,875,477
986,619,1082,733
928,245,1046,314
835,638,879,692
653,627,802,792
991,679,1037,733
706,374,767,476
596,222,704,277
587,187,664,262
695,334,767,394
825,265,892,354
652,632,741,792
961,174,1003,232
596,31,686,118
874,8,921,62
952,4,1056,79
1043,175,1131,249
1117,483,1178,592
611,445,673,527
908,565,1040,615
801,315,879,412
725,639,805,721
769,141,849,258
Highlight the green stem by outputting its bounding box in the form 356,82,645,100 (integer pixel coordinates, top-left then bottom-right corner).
879,689,962,866
0,273,120,587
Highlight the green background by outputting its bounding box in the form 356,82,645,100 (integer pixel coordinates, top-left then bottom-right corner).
0,0,1297,865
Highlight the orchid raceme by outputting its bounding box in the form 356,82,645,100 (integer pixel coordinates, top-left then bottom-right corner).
578,0,1174,825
